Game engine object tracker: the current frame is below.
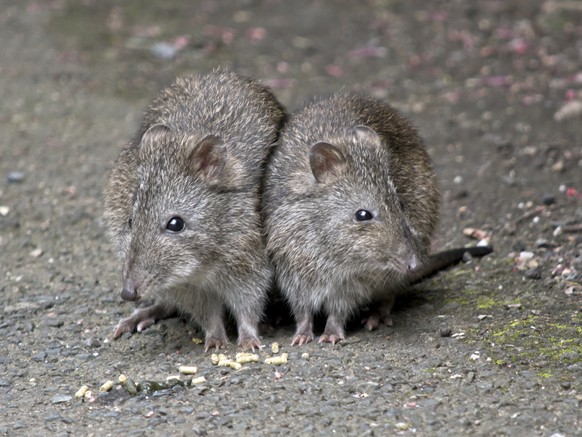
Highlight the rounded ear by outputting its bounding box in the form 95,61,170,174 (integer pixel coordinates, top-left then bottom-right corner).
309,142,347,184
187,134,226,180
140,124,171,146
353,125,381,144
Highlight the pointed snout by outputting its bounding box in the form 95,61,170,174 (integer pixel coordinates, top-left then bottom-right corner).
120,278,140,302
405,253,420,273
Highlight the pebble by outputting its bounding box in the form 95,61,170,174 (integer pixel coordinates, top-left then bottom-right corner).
554,100,582,121
30,248,43,258
32,352,47,362
46,318,64,328
150,42,179,60
51,394,72,404
524,267,542,280
439,324,452,337
84,337,102,348
535,239,551,248
6,171,24,183
541,195,556,206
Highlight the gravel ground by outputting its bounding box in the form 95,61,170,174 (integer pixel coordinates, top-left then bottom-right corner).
0,1,580,435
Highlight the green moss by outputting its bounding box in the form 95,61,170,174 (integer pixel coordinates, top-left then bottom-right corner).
476,296,497,310
481,314,581,377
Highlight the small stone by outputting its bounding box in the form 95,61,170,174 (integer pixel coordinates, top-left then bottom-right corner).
51,394,72,404
0,206,9,216
554,100,582,121
0,378,10,387
553,226,563,237
84,337,102,348
47,318,64,328
467,372,475,382
30,248,43,258
439,324,452,337
150,42,179,60
6,171,24,183
535,239,551,248
541,195,555,206
524,267,542,280
462,251,473,263
32,352,47,362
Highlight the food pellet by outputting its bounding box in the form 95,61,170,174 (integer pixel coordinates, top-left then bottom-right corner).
265,353,288,365
99,380,114,392
178,365,198,375
75,385,90,399
191,376,206,385
235,352,259,363
271,342,280,354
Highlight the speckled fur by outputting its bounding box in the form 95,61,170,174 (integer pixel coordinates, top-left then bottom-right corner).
104,69,286,350
263,93,440,344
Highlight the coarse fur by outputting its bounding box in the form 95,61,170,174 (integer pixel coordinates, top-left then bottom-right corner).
263,93,441,345
104,69,286,350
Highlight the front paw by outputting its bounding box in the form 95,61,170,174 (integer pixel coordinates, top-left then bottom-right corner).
204,336,228,352
238,336,262,352
291,332,314,346
318,331,345,345
112,312,155,339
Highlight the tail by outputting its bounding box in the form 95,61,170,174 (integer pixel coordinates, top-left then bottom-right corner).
410,245,493,284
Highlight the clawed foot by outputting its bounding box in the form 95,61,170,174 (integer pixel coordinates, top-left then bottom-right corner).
204,336,228,352
362,313,394,331
290,312,315,346
318,330,345,345
318,314,346,345
291,333,314,346
239,336,262,352
112,304,175,339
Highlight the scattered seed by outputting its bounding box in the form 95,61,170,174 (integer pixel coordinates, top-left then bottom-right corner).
191,337,203,345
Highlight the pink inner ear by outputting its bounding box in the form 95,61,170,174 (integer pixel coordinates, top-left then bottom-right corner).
309,142,347,183
188,134,226,180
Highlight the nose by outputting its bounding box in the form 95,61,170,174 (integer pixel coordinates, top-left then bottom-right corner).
405,253,420,272
120,279,140,302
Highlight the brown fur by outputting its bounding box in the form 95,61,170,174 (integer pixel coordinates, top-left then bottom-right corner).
263,93,440,345
104,69,286,351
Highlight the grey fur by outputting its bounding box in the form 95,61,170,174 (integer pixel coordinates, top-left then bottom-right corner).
263,93,441,345
104,69,286,351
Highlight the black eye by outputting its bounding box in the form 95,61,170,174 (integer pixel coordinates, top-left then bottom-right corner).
355,209,374,222
128,218,133,229
166,217,185,232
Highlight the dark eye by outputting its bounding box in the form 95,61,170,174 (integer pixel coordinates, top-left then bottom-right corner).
128,218,133,229
166,216,185,232
355,209,374,222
